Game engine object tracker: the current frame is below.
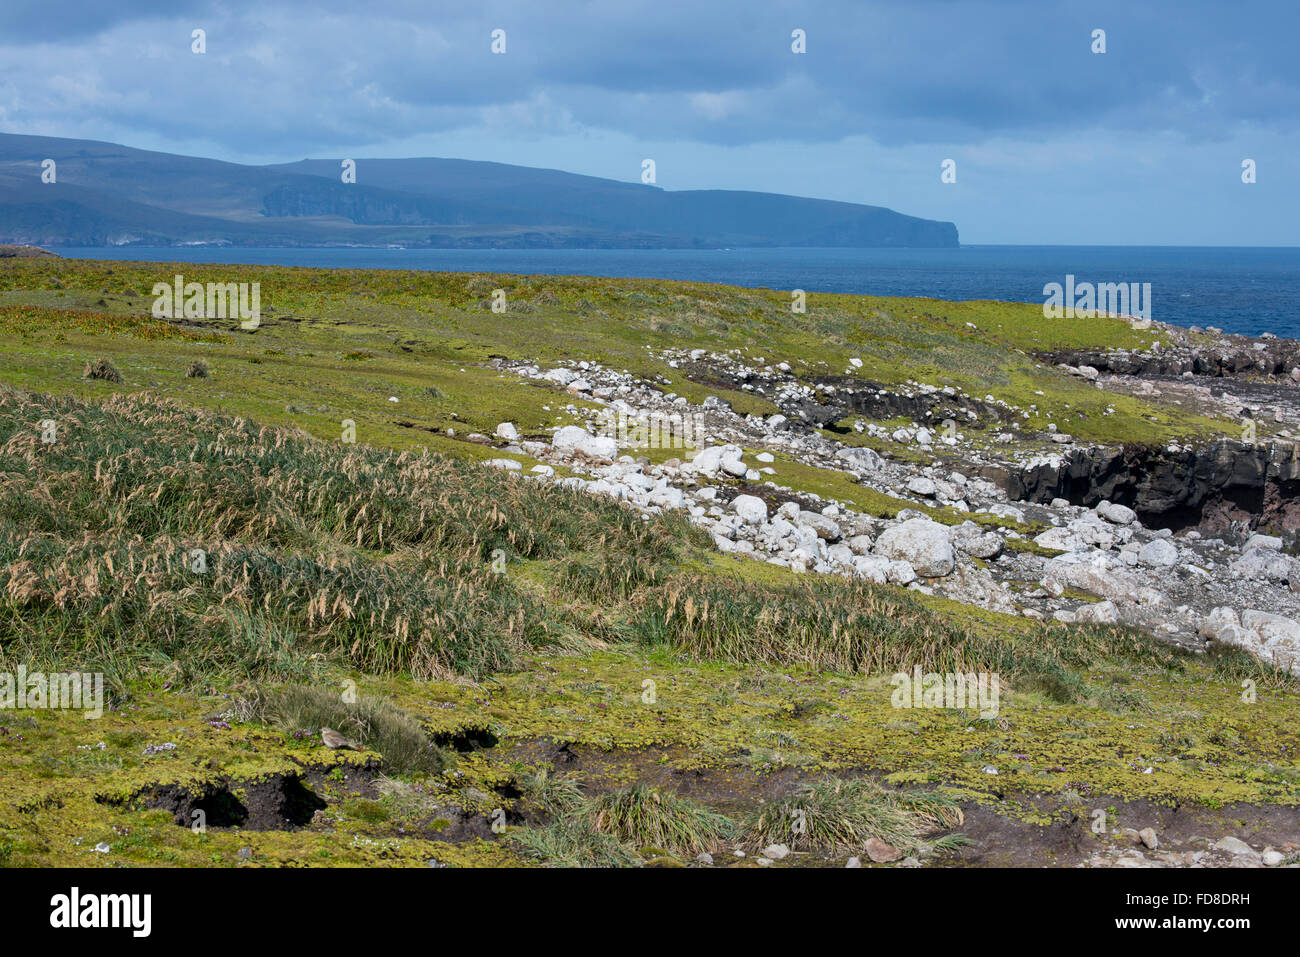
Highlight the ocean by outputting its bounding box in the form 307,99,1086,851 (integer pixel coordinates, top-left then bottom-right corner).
58,244,1300,339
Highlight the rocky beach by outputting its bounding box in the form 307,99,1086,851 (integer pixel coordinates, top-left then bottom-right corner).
488,319,1300,677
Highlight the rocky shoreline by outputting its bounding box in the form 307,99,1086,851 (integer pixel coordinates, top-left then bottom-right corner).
466,321,1300,679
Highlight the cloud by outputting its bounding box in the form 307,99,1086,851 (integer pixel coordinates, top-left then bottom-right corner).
0,0,1295,243
0,0,1295,153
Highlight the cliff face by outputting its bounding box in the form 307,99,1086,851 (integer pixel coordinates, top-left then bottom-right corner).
0,244,58,258
1009,441,1300,533
0,133,959,249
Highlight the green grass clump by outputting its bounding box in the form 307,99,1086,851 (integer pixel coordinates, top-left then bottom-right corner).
0,387,704,682
82,356,122,383
248,685,451,775
584,784,733,856
513,782,731,865
627,573,1184,685
749,777,967,857
515,767,586,818
511,816,645,868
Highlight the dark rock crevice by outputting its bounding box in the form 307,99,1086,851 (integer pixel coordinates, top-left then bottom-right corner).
1008,440,1300,535
1041,344,1300,380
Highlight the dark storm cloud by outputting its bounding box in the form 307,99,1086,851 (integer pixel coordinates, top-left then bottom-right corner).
1,0,1296,149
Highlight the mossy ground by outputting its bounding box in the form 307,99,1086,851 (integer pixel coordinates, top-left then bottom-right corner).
0,259,1293,868
2,644,1294,867
0,259,1235,467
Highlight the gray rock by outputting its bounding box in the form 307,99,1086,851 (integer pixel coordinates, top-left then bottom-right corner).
906,477,937,498
1230,548,1293,582
1097,500,1137,525
1138,539,1179,568
874,518,955,577
1213,837,1258,857
731,494,768,525
798,511,843,542
1074,600,1118,624
1244,533,1284,552
847,534,875,555
552,425,618,461
835,446,885,472
886,560,917,585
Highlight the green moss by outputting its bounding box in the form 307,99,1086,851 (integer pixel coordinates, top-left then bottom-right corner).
0,260,1289,869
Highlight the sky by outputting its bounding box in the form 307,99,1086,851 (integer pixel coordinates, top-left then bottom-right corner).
1,0,1297,245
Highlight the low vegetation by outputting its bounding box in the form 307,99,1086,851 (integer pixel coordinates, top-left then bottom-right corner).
749,777,967,857
243,685,452,775
0,258,1293,869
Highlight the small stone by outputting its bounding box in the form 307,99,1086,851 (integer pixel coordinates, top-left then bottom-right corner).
1138,539,1179,567
695,852,714,865
864,837,903,863
1139,828,1159,850
845,856,861,868
1213,836,1258,857
762,843,790,861
1262,849,1285,866
907,477,937,497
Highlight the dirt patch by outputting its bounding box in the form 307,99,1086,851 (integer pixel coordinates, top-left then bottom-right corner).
431,725,499,752
500,739,1300,867
105,772,329,831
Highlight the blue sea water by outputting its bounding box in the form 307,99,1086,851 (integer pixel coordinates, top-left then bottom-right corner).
58,245,1300,339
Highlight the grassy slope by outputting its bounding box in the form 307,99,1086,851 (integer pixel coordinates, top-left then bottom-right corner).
0,259,1292,868
0,258,1232,463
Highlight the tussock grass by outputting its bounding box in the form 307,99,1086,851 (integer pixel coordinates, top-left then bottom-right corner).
246,684,451,775
512,781,730,866
82,357,122,383
749,777,967,857
0,389,699,682
516,767,585,818
585,784,733,855
629,574,1181,683
0,387,1211,696
1206,643,1300,691
0,304,227,342
512,816,644,868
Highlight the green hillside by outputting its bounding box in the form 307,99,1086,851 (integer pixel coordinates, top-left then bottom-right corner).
0,258,1292,870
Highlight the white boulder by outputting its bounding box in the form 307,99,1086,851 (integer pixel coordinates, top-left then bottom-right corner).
873,519,954,577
